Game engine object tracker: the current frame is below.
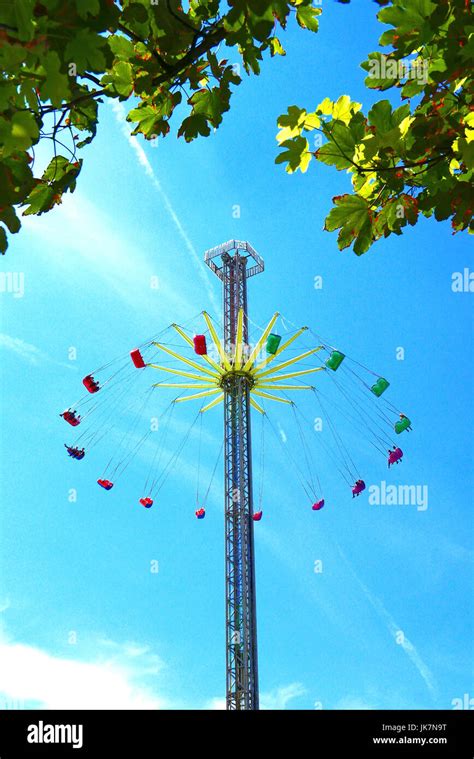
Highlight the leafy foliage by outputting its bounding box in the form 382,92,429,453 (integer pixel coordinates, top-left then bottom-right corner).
276,0,473,254
0,0,322,252
1,0,471,257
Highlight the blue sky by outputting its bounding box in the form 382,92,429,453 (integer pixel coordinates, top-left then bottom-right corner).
0,1,472,710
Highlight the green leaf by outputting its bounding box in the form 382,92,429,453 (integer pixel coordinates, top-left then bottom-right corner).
0,154,34,207
366,100,412,151
456,138,474,171
0,112,39,155
269,37,286,57
324,194,373,255
65,30,107,74
42,156,81,191
240,43,263,75
368,100,410,133
0,206,21,234
13,0,36,41
22,183,56,216
177,113,211,142
39,52,71,108
107,35,135,61
247,6,275,42
374,195,418,237
400,78,426,98
316,122,357,170
0,204,21,254
361,53,398,91
189,88,226,127
368,100,394,133
316,95,362,125
331,95,361,125
0,226,7,254
0,81,18,110
75,0,101,19
275,136,311,174
296,4,322,32
70,94,98,146
102,61,134,98
128,104,170,138
378,0,436,36
122,2,149,24
22,157,81,216
276,105,308,143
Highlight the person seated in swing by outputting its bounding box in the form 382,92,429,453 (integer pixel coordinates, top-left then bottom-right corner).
388,446,404,467
399,413,412,431
352,479,366,497
61,409,81,426
65,444,85,460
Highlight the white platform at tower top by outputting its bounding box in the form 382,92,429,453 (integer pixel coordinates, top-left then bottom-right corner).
204,239,264,280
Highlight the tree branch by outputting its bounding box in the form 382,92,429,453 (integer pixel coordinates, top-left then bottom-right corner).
40,88,106,115
151,26,226,87
117,22,173,71
165,0,199,33
80,73,102,86
359,154,448,173
38,25,227,120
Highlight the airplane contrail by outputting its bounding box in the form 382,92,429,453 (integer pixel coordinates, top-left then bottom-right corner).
111,101,220,315
335,541,437,698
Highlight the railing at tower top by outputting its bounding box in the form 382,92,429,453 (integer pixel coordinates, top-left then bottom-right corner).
204,240,264,281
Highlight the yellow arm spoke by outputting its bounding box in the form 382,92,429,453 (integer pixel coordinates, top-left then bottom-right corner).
153,342,219,378
202,312,231,370
255,347,323,380
154,382,217,389
149,364,217,383
172,323,224,375
250,397,265,415
171,323,193,347
174,388,221,403
234,307,244,370
242,312,279,372
252,389,293,405
256,366,325,383
200,393,224,412
255,384,314,390
251,327,309,373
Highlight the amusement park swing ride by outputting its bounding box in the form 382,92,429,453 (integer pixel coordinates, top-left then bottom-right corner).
61,240,412,710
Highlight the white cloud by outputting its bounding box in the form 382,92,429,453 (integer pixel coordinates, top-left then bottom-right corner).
110,100,220,315
335,696,376,710
0,333,75,371
205,683,306,711
205,696,226,710
0,334,48,365
96,638,162,675
278,422,287,444
0,631,168,710
22,191,191,319
260,682,307,710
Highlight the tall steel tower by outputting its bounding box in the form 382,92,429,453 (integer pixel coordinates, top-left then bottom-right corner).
151,240,322,707
205,240,264,710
